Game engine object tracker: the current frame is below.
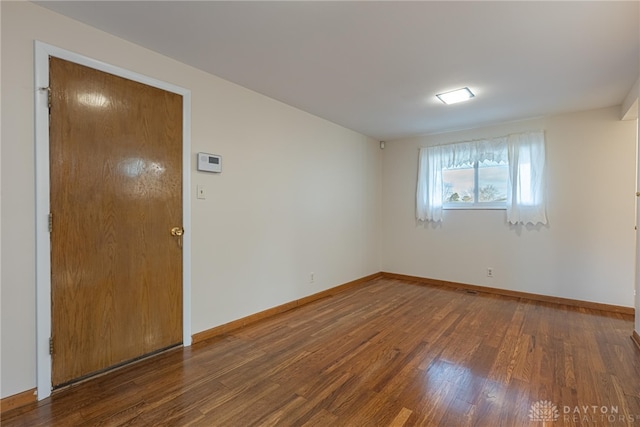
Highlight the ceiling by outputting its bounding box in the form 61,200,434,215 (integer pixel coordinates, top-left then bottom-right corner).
34,1,639,141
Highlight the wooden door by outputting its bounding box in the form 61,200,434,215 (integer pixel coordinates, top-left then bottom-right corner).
49,57,183,387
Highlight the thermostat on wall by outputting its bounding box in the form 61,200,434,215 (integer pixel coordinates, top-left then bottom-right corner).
197,152,222,173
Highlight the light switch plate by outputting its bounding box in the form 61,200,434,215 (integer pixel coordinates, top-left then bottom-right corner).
196,185,206,200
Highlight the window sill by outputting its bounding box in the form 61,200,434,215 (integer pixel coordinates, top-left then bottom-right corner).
443,204,506,211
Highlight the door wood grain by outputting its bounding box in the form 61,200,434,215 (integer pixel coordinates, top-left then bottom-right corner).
49,57,183,387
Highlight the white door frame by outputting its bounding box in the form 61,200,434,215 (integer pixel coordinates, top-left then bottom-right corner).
34,41,192,400
635,116,640,336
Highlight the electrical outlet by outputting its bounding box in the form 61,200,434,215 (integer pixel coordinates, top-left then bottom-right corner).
310,272,315,283
487,268,494,278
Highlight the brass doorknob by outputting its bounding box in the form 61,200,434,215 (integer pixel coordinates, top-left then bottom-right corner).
171,227,184,248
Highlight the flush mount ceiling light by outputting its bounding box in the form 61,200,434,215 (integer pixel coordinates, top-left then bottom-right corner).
436,87,475,105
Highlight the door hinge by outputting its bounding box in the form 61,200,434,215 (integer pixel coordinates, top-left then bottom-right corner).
48,213,53,233
39,87,51,111
49,337,53,355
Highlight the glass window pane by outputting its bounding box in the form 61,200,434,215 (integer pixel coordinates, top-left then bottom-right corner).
443,166,474,203
478,161,508,203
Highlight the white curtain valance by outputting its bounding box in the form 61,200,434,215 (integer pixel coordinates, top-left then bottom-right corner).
435,137,508,169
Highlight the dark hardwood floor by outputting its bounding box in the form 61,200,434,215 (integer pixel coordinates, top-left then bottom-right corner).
3,278,639,426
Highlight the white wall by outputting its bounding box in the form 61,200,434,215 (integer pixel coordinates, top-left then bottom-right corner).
0,1,381,398
382,107,636,308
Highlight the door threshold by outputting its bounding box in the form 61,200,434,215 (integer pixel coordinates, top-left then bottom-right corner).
52,343,183,392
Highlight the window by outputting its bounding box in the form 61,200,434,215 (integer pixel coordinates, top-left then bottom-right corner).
443,160,508,209
416,131,547,225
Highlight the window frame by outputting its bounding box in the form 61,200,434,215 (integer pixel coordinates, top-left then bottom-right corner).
442,160,508,210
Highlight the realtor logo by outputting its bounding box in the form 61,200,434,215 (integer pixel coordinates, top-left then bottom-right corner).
529,400,560,422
